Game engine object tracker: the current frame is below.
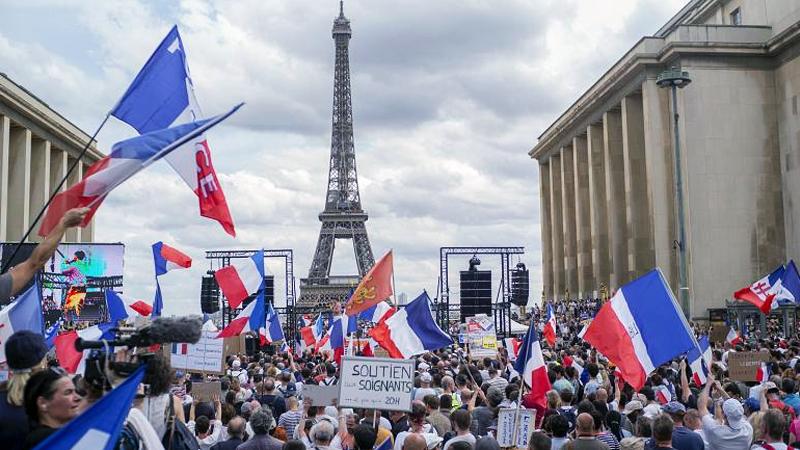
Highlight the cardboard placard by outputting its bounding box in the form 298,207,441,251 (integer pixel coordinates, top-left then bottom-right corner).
224,335,245,357
467,332,497,358
192,381,222,402
497,408,537,448
338,356,415,411
710,326,730,344
728,350,770,381
304,384,340,407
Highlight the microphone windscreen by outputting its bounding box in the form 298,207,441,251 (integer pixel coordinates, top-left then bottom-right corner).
140,316,203,345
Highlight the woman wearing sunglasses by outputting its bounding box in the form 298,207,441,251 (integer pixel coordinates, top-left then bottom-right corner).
22,367,82,449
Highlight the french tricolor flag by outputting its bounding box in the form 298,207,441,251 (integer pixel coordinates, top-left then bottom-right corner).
542,303,557,347
54,322,116,374
38,106,242,237
654,385,672,404
734,265,785,315
172,343,189,355
757,362,771,383
368,291,453,359
582,269,696,390
215,252,265,309
0,281,44,363
216,286,267,344
514,316,551,407
687,336,711,386
503,338,523,361
357,301,395,323
153,242,192,275
726,327,742,346
562,354,584,374
106,290,153,322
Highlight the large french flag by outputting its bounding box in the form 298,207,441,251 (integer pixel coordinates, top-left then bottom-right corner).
38,106,241,236
105,290,153,321
358,301,395,323
369,291,453,359
542,303,557,347
582,269,696,390
216,287,266,344
687,336,711,386
110,25,236,237
514,319,551,407
215,251,265,309
0,280,44,363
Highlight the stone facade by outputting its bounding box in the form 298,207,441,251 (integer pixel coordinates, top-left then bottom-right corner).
530,0,800,317
0,73,102,244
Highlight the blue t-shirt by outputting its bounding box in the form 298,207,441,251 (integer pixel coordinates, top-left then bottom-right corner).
646,425,704,450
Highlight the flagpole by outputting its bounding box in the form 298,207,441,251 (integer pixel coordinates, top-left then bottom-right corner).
0,114,110,274
389,249,397,308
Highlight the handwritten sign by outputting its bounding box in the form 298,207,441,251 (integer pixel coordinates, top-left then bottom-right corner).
497,408,537,448
169,330,225,374
728,350,770,381
468,332,497,358
192,381,221,402
304,385,339,407
709,326,730,344
338,356,414,412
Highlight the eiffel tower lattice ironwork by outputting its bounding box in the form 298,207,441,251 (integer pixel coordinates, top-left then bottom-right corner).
299,1,375,307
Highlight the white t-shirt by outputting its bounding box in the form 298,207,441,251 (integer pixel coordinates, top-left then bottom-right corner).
752,444,789,450
701,414,753,450
442,433,476,450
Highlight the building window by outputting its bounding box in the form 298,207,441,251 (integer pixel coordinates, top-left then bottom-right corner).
730,7,742,25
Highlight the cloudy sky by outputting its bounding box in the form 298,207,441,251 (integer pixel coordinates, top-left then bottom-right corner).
0,0,687,316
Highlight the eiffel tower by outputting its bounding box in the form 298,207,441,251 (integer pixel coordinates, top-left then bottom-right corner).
299,1,375,307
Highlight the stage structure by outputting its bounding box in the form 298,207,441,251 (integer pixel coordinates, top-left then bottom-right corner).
299,1,375,308
205,249,297,342
436,247,525,337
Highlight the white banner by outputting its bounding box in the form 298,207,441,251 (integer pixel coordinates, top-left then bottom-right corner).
497,408,537,448
169,330,224,374
338,356,415,412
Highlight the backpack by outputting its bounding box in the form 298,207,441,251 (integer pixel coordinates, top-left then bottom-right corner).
557,406,577,430
162,394,200,450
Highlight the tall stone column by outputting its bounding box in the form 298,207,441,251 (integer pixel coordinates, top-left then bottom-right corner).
604,109,628,289
29,138,51,243
65,156,82,243
642,74,677,290
622,93,655,280
549,154,564,299
573,135,592,297
560,146,578,299
8,127,31,241
539,161,553,300
588,123,611,289
0,116,9,241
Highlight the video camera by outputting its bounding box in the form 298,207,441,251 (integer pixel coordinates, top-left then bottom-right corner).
77,316,203,388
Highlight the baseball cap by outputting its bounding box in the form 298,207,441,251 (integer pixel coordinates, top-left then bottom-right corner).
661,401,686,415
722,398,746,429
742,397,760,412
232,359,241,368
764,381,779,392
420,372,433,383
418,362,430,371
5,330,48,371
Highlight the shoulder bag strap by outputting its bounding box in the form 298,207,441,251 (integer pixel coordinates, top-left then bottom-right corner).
166,394,177,449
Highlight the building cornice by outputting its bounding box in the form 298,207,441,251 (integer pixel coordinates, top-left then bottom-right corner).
530,23,799,161
0,73,103,162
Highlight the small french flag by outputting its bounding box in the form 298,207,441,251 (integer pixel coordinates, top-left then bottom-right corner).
757,362,771,383
215,252,265,309
654,385,672,404
153,242,192,276
172,343,189,355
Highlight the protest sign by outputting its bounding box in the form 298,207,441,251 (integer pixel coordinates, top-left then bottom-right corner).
192,381,221,402
728,350,770,381
338,356,414,411
304,384,339,407
497,408,537,448
467,332,497,358
170,330,224,374
466,315,494,333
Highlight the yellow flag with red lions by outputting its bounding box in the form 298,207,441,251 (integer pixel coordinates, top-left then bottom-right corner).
345,250,393,315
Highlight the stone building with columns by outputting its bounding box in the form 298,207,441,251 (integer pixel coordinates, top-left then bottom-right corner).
530,0,800,318
0,72,101,244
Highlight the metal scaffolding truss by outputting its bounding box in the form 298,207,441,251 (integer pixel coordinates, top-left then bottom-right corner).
437,246,525,337
205,249,296,340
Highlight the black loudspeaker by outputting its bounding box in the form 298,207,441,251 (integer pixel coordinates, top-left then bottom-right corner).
510,263,530,306
241,275,275,308
460,270,492,320
201,273,220,314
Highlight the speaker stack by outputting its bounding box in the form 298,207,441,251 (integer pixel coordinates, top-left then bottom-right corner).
200,271,220,314
459,259,492,320
510,262,529,306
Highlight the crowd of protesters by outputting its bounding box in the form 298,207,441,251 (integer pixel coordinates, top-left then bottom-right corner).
4,209,800,449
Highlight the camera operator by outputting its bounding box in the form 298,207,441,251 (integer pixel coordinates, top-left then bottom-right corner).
0,208,88,304
0,331,50,450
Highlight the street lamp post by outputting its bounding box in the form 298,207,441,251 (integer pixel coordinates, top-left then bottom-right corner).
657,67,692,317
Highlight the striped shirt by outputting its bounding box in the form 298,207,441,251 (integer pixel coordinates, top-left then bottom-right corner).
279,409,303,436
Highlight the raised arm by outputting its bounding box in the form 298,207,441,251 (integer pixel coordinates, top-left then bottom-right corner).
679,359,690,404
